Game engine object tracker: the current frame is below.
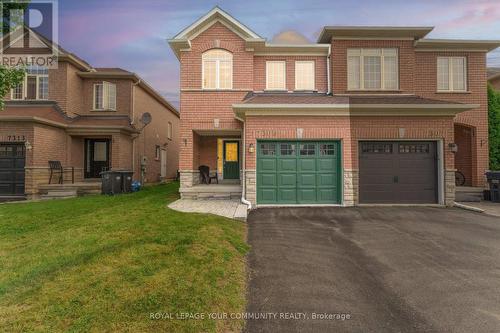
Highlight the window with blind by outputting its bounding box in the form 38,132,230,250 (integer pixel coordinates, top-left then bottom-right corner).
202,49,232,89
11,65,49,100
295,61,315,90
437,57,467,92
347,48,398,90
93,81,116,110
266,61,286,90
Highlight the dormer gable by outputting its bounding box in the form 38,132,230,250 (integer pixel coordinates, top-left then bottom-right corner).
168,6,264,59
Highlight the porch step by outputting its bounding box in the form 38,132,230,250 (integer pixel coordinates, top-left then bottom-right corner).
180,184,242,200
456,186,484,202
38,182,102,197
40,190,78,200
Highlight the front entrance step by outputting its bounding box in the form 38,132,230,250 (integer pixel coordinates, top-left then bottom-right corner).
40,190,78,200
38,182,102,197
179,184,242,200
455,186,484,202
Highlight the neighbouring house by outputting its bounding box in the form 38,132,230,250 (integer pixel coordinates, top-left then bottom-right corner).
168,7,499,207
488,67,500,90
0,35,180,200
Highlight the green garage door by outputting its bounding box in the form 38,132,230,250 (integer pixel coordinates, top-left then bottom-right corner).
257,141,341,204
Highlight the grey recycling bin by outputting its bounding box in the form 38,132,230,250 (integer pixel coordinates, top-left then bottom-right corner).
119,171,134,193
485,171,500,203
101,171,123,195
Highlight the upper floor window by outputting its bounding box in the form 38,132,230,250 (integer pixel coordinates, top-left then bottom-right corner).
202,49,232,89
437,56,467,92
266,61,286,90
94,81,116,110
167,121,173,140
295,61,315,90
11,65,48,100
347,48,398,90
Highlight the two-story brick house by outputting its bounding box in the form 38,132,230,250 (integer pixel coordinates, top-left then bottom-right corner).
169,7,499,207
0,37,180,200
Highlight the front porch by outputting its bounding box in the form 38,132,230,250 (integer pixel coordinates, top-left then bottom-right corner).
180,129,243,199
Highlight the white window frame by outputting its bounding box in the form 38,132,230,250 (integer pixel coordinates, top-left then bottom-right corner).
201,49,233,90
266,61,286,91
155,145,161,160
167,122,173,140
93,81,117,111
347,48,399,91
294,60,315,91
11,66,49,100
437,56,467,92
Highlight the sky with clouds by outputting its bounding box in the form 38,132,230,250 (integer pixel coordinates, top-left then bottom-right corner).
57,0,500,108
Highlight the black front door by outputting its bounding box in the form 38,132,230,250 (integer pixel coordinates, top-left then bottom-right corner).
85,139,110,178
0,143,25,196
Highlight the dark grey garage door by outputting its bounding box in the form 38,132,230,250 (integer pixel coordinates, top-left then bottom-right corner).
359,141,438,204
0,143,26,196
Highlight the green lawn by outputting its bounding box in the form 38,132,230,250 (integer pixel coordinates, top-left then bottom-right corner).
0,182,249,332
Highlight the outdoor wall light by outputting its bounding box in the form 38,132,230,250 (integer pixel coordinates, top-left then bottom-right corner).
449,143,458,153
248,143,255,153
24,140,32,151
184,139,188,146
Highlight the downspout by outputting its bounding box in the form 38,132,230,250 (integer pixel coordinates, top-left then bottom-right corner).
236,115,252,210
131,79,141,175
327,44,331,94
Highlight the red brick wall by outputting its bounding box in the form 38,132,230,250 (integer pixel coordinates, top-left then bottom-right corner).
80,79,132,116
198,136,217,170
415,51,488,186
180,22,254,90
245,116,454,171
133,86,180,182
253,56,328,92
179,23,250,171
331,39,416,94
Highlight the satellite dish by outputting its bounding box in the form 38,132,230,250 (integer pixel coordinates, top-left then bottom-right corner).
140,112,152,125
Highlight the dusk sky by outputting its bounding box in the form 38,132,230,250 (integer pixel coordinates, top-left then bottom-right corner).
58,0,500,108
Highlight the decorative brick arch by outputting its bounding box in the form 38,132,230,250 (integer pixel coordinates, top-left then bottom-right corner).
198,40,237,54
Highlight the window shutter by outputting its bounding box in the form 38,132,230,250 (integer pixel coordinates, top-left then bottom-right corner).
437,58,450,91
347,55,360,90
107,82,116,110
451,57,466,91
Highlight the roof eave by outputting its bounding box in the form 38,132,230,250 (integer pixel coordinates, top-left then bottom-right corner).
415,39,500,52
232,103,478,118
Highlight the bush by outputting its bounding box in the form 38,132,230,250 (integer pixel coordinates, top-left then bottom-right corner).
489,84,500,170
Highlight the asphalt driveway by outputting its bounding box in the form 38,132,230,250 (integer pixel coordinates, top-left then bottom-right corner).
245,207,500,333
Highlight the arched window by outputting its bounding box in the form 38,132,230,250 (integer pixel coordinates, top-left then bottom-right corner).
202,49,232,89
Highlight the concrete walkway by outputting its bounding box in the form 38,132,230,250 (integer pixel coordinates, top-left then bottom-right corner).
168,199,248,220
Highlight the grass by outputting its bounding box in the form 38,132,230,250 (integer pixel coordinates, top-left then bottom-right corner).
0,182,249,332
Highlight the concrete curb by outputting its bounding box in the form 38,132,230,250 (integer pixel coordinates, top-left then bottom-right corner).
453,202,485,213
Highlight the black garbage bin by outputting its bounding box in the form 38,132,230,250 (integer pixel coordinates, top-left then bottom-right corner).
119,171,134,193
101,171,123,195
485,171,500,203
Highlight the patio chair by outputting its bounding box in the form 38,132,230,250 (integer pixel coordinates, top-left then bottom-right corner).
198,165,218,184
48,160,75,184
